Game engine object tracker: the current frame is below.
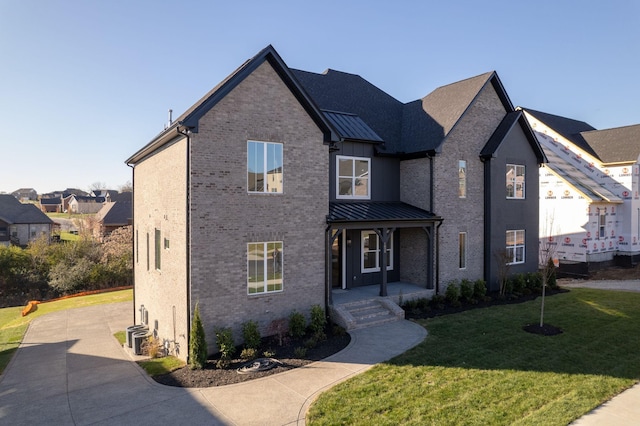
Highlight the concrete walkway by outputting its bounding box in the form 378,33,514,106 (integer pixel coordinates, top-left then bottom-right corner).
1,280,638,425
0,302,426,425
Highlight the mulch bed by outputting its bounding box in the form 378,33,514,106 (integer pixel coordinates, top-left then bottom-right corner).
151,329,350,388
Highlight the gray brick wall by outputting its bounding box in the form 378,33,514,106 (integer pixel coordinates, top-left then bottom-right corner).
188,61,328,352
433,84,505,291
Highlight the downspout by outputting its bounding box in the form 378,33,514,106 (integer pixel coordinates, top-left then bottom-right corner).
127,163,136,325
177,125,192,362
435,220,443,294
482,156,491,289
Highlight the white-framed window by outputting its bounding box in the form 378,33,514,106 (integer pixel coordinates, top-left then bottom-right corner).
506,164,525,199
248,241,283,294
337,155,370,199
459,232,467,269
248,141,283,193
458,160,467,198
599,208,606,238
506,230,525,265
361,231,393,272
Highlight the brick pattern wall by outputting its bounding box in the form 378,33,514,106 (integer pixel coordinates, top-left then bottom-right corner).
189,61,328,352
133,138,189,358
433,84,505,290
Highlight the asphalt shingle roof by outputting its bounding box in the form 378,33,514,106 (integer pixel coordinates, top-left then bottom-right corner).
0,194,53,224
580,124,640,164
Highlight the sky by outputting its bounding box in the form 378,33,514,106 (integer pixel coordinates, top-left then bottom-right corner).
1,0,639,194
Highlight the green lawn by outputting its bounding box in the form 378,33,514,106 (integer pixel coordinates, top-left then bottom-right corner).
0,289,133,374
308,288,640,425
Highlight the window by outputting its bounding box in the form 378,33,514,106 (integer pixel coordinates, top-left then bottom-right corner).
337,156,370,199
506,164,525,199
146,233,150,271
506,230,525,264
599,208,606,238
135,230,139,264
458,160,467,198
459,232,467,269
362,231,393,272
164,238,170,249
248,141,283,193
154,229,161,271
248,242,283,294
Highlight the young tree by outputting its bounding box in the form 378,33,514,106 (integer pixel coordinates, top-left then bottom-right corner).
538,214,558,327
189,303,207,370
494,249,512,297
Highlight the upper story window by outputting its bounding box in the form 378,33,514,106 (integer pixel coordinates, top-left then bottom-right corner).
458,160,467,198
154,228,161,271
248,141,283,193
337,155,370,199
599,208,606,238
506,164,525,199
506,229,525,265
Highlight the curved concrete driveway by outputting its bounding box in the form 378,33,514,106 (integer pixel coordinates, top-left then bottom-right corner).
0,302,426,425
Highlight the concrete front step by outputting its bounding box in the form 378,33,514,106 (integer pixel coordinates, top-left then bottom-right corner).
330,298,405,331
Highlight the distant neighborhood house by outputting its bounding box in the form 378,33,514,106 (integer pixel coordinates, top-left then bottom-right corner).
0,194,53,247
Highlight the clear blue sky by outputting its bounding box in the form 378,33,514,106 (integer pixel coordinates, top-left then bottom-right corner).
1,0,638,194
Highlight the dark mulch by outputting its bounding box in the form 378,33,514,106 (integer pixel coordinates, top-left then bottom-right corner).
151,329,350,388
523,323,563,336
404,288,569,320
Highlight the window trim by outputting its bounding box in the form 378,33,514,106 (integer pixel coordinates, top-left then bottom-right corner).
458,160,467,198
459,232,467,269
247,241,283,295
506,164,526,199
247,140,283,194
506,229,525,265
336,155,371,200
361,230,393,273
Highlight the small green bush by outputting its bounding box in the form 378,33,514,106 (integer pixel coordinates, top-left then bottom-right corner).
240,348,257,360
188,303,207,370
214,327,235,368
332,324,347,336
263,349,276,358
526,272,542,292
294,346,307,358
310,305,326,334
473,279,487,300
304,336,318,349
241,320,261,350
445,280,461,307
289,310,306,338
430,294,446,309
460,279,474,302
510,274,526,294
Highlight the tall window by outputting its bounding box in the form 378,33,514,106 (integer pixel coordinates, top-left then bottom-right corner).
337,155,370,199
154,229,161,270
362,231,393,272
599,208,606,238
459,232,467,269
248,141,283,193
248,242,283,294
458,160,467,198
506,230,525,265
146,233,150,271
136,230,139,264
506,164,525,199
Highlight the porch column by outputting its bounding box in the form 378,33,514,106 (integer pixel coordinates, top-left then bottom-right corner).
375,227,395,297
326,228,343,307
422,226,433,290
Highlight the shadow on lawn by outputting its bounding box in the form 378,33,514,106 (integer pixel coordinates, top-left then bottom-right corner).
397,288,640,380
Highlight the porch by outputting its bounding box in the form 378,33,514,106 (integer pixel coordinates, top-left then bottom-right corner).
329,282,434,331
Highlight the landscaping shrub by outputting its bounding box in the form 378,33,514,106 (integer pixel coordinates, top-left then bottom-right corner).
267,318,288,346
444,280,461,307
214,327,235,368
240,348,257,360
510,273,526,294
546,258,558,289
288,310,306,338
309,304,326,334
459,279,474,303
293,346,307,358
430,294,446,310
473,279,487,300
526,272,542,293
188,303,207,370
241,320,261,350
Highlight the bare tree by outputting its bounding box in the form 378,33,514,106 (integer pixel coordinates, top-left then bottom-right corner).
494,248,512,297
538,213,558,327
118,181,133,192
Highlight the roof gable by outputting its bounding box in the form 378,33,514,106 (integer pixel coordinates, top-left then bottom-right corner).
127,45,336,165
481,111,546,163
